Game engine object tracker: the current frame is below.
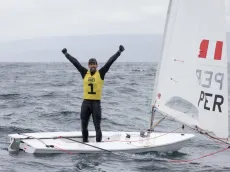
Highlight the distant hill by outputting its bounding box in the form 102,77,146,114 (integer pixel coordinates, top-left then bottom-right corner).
0,35,162,62
0,33,229,62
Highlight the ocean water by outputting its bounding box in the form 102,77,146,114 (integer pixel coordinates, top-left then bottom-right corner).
0,62,229,172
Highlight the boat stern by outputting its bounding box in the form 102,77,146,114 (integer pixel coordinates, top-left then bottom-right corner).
8,137,20,153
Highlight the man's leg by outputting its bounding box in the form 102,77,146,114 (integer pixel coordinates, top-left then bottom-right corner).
92,101,102,142
80,100,91,142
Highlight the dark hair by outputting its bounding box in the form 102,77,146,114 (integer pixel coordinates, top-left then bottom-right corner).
88,58,97,64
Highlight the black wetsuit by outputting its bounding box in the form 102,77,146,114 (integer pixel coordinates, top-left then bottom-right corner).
65,51,121,142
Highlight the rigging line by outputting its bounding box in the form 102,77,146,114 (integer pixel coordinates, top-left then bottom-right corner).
65,138,114,154
18,133,52,147
17,133,115,154
104,126,181,143
186,127,229,146
192,126,230,146
154,109,230,146
168,146,230,163
152,110,230,163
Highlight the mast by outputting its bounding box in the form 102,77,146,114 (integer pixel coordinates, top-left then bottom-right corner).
148,0,172,131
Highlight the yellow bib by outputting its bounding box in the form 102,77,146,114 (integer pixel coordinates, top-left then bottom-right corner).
83,71,104,100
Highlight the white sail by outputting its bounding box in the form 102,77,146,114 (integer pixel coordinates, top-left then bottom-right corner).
152,0,228,138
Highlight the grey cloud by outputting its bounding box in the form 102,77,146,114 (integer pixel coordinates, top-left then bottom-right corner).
0,0,169,42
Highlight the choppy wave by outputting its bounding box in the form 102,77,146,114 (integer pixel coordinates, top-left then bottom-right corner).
0,62,229,172
0,93,20,100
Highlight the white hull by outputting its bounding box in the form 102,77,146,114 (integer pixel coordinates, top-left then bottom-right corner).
8,131,195,154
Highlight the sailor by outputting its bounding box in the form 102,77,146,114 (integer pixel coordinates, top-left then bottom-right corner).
61,45,125,142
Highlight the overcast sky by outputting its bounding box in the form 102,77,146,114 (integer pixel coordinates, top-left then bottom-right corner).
0,0,168,42
0,0,229,62
0,0,229,43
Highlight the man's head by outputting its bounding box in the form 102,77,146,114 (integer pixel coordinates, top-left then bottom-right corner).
88,58,98,73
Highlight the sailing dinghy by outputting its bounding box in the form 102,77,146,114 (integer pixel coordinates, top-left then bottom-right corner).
8,0,229,154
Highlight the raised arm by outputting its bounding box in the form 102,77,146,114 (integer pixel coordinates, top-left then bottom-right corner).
99,45,125,80
61,48,88,79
